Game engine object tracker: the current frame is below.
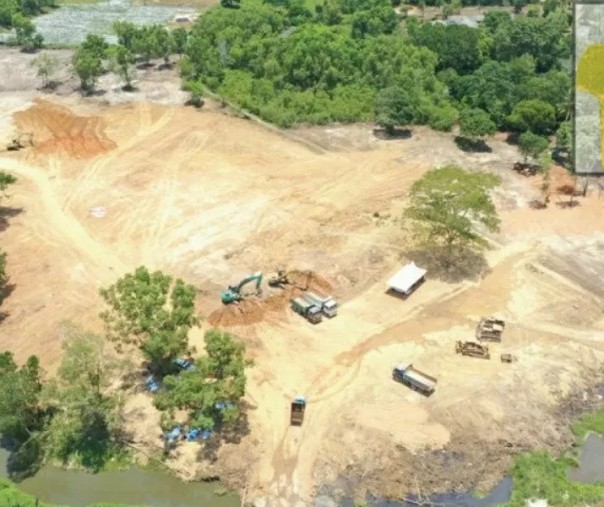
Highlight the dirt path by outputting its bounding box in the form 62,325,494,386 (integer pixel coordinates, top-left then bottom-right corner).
0,156,127,279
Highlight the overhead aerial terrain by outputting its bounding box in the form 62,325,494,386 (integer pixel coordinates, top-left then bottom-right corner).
0,41,603,507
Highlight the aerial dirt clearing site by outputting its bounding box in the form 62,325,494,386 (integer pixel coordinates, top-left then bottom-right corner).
1,55,604,506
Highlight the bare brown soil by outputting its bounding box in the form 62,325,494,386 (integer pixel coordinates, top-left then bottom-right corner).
1,62,604,505
14,99,116,158
207,271,333,327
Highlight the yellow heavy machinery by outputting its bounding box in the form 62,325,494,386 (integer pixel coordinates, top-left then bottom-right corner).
268,268,291,287
455,340,490,360
6,132,34,151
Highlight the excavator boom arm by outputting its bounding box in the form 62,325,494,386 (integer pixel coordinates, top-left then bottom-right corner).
236,272,263,293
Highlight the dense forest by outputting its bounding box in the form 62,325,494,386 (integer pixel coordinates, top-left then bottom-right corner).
179,0,571,140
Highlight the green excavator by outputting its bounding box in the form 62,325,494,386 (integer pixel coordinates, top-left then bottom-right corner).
221,272,263,304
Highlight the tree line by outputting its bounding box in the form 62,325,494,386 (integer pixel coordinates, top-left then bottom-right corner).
69,24,189,95
0,265,250,476
178,0,570,147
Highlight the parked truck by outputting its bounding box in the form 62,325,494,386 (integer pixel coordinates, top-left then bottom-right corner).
290,395,306,426
291,297,322,324
392,363,437,395
303,291,338,318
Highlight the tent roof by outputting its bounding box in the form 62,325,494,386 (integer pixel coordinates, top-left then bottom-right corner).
388,262,427,293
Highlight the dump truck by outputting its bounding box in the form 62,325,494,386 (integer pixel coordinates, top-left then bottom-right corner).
291,297,322,324
290,395,306,426
303,291,337,318
476,317,505,342
455,340,490,359
392,363,437,395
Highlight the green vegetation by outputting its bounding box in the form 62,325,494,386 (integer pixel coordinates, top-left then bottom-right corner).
0,0,47,48
0,170,16,311
506,452,604,507
572,407,604,440
177,0,570,131
458,107,496,143
154,329,251,430
99,266,198,376
518,131,549,165
31,52,60,88
43,324,127,471
71,24,189,94
0,325,128,478
404,165,500,259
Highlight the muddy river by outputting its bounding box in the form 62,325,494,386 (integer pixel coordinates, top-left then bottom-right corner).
0,449,240,507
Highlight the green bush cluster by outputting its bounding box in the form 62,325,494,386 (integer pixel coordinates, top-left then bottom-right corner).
181,0,570,131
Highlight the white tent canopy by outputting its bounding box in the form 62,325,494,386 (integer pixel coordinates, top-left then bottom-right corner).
388,262,427,295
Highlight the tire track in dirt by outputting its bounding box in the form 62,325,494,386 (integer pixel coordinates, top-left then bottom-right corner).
0,157,127,280
62,105,175,211
139,130,202,266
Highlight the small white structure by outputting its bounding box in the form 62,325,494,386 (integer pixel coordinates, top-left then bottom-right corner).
387,262,427,297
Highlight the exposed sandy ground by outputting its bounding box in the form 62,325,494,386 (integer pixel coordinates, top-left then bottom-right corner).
1,59,604,506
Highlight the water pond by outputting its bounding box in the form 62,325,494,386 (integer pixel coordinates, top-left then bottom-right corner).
15,0,194,46
0,448,240,507
568,433,604,484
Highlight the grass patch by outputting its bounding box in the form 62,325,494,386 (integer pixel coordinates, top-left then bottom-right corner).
505,451,604,507
572,407,604,440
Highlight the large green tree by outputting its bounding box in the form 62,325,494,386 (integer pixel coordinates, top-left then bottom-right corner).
404,165,501,256
0,352,44,443
72,47,103,92
43,325,123,470
507,99,556,135
99,266,198,375
154,329,250,430
518,131,549,164
0,171,16,303
374,86,415,134
459,108,496,141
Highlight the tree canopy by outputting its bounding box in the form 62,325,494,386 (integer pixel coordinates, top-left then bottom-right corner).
176,0,570,131
99,266,198,375
459,107,496,141
404,165,501,255
43,325,124,470
154,329,250,430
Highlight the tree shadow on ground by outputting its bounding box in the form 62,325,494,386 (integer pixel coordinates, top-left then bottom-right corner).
406,246,490,284
505,132,520,144
2,435,43,482
454,136,492,153
373,127,412,140
0,206,23,233
136,62,155,70
528,199,547,210
197,401,252,463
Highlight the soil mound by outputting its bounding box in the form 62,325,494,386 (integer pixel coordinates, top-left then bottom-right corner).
14,99,116,158
207,271,334,327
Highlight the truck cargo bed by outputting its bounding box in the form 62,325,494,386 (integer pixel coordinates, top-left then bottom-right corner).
405,368,437,390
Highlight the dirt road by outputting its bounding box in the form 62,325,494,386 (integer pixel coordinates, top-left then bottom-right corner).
1,93,603,505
